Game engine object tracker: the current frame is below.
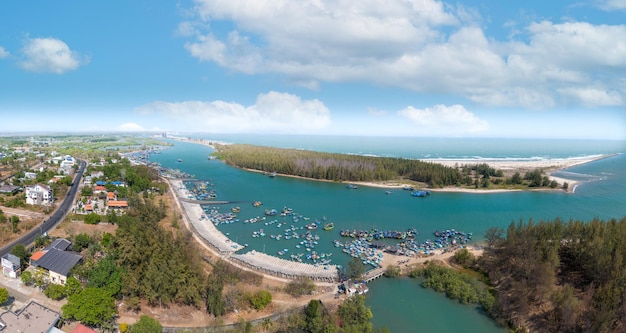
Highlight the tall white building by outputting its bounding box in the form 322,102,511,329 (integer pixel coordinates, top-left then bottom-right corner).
25,183,53,205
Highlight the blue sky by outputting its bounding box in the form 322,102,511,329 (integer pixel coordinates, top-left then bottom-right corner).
0,0,625,139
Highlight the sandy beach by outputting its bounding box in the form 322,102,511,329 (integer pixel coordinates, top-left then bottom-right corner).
350,154,613,193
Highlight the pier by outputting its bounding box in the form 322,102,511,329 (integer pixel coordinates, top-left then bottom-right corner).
363,268,385,282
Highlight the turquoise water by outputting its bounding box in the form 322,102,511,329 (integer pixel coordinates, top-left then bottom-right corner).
367,278,503,332
150,136,626,332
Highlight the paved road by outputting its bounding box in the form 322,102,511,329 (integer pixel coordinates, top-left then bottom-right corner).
0,160,86,258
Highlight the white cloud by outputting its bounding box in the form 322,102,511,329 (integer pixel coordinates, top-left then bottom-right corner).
596,0,626,11
19,37,88,74
558,87,624,106
0,46,9,58
119,122,146,132
398,104,488,135
182,1,626,108
135,91,331,133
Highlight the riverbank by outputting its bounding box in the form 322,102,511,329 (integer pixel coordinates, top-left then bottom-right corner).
166,136,612,194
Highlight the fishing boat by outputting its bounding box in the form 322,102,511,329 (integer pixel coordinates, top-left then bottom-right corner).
231,206,241,213
346,184,358,189
253,201,262,207
269,171,277,178
306,223,318,230
323,223,334,231
411,190,431,197
177,158,183,162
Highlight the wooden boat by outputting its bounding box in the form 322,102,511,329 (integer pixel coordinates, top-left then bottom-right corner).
324,223,334,231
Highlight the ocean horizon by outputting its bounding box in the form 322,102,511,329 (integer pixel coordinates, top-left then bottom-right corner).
151,135,626,332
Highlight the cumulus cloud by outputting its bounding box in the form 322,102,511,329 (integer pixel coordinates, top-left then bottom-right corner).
19,37,88,74
118,122,146,132
398,104,488,135
181,0,626,108
0,46,9,58
135,91,331,134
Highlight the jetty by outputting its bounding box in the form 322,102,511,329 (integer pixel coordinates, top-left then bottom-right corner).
362,268,385,282
230,251,338,282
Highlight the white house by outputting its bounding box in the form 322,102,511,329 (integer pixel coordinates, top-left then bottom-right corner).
1,253,21,278
25,183,53,205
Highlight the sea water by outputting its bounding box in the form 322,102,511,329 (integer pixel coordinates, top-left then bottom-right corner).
150,136,626,332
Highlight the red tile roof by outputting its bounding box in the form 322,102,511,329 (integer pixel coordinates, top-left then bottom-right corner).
72,323,98,333
85,204,92,211
107,201,128,207
30,251,46,261
94,185,106,191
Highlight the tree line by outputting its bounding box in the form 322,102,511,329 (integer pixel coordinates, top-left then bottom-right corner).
479,216,626,332
213,144,461,187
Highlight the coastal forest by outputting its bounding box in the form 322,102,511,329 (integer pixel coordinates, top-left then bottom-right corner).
478,216,626,333
213,144,565,190
214,144,462,187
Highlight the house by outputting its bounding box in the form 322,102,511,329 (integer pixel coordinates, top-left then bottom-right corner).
107,200,128,208
25,183,53,206
1,254,21,278
0,301,60,333
106,191,116,201
0,185,19,195
342,279,369,296
71,323,98,333
93,185,107,193
90,171,104,179
29,238,81,285
83,175,92,186
24,172,37,180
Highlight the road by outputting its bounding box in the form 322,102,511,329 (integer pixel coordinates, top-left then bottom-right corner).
0,160,86,258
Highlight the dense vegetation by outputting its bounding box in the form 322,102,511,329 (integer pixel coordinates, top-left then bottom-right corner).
278,296,384,333
409,263,495,313
214,144,462,187
214,144,564,190
480,217,626,332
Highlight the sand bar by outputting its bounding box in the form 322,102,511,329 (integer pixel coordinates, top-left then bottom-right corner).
421,154,611,172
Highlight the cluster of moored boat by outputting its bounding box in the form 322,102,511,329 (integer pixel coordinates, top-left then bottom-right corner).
391,229,473,256
202,206,240,225
184,180,217,200
211,203,337,265
339,228,418,240
334,239,384,268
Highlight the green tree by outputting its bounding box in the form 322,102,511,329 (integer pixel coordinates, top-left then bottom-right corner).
129,315,162,333
84,213,101,225
0,288,9,305
347,258,365,280
61,287,117,327
305,300,324,333
44,284,66,300
64,276,83,297
11,244,29,267
20,270,33,285
337,295,373,333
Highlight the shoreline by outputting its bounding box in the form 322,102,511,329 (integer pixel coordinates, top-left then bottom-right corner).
165,135,613,194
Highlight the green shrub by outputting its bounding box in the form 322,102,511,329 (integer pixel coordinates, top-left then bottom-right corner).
248,290,272,310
